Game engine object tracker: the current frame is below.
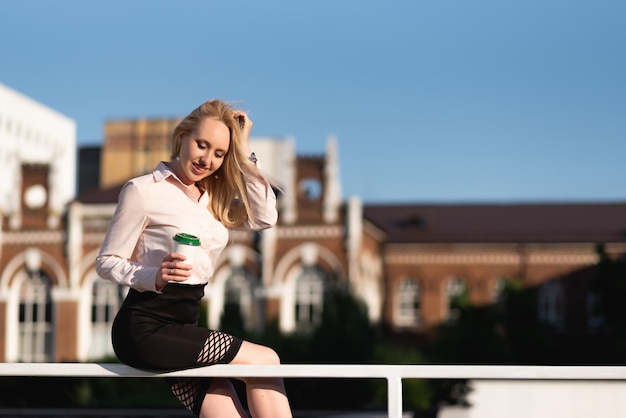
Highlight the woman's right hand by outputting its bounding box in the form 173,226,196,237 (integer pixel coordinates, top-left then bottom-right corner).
155,253,192,290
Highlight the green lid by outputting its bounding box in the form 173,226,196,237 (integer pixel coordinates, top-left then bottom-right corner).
173,233,201,246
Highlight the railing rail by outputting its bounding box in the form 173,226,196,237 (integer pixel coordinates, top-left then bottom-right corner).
2,363,626,417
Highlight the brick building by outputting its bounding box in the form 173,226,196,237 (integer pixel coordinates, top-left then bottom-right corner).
1,86,625,363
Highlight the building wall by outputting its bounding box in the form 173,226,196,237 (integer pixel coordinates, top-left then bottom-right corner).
101,118,178,188
0,83,76,230
1,91,624,363
381,242,624,331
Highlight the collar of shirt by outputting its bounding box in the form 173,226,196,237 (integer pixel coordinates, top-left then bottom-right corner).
153,161,208,204
153,161,181,183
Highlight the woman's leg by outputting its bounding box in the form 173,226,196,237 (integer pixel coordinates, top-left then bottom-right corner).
230,341,292,418
199,378,248,418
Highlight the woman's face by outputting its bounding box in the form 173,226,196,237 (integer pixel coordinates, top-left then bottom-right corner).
176,117,230,185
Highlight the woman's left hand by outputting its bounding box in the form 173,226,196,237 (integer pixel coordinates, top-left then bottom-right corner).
233,111,253,154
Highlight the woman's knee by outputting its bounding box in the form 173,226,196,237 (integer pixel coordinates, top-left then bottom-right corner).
251,344,281,365
233,341,281,365
261,346,281,365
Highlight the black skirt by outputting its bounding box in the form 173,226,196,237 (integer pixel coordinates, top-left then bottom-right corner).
112,283,242,371
112,283,243,416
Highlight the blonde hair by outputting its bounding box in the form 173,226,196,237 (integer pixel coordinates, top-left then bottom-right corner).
170,99,264,228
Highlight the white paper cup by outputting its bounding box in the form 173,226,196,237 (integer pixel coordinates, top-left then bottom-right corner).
172,233,201,269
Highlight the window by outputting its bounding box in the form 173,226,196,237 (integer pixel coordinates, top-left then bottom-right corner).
295,266,326,331
538,280,565,327
19,270,54,362
396,278,420,327
446,277,468,322
90,280,124,359
299,178,322,200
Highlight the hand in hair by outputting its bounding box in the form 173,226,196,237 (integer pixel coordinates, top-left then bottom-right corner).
233,111,253,156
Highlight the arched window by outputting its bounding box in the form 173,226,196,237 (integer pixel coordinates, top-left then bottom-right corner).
538,280,565,328
19,270,54,362
90,280,124,360
224,268,261,332
396,278,420,327
295,266,326,332
446,277,468,322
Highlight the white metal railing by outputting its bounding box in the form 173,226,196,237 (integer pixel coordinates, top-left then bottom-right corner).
2,363,626,417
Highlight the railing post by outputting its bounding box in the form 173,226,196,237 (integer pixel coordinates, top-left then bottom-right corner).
387,375,403,418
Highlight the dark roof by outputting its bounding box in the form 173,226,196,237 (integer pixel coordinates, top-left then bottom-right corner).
74,187,626,244
75,183,124,204
363,202,626,244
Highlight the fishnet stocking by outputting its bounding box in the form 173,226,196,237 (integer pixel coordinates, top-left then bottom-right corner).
167,330,236,416
169,378,202,412
196,331,235,365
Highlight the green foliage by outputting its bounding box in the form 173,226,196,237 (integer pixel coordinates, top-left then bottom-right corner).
423,277,543,407
591,249,626,329
310,284,379,364
584,248,626,363
280,285,382,410
0,376,178,408
372,343,431,410
84,378,179,407
219,301,248,339
429,305,511,365
0,377,76,407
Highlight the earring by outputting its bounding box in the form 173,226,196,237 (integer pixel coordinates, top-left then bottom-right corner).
214,174,219,179
175,155,180,161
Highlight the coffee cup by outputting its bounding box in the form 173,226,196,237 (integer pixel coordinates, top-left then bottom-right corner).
172,233,201,267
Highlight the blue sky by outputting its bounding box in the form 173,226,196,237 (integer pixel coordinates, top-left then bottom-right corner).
1,0,624,203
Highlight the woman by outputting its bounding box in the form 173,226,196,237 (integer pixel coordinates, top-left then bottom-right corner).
96,99,292,418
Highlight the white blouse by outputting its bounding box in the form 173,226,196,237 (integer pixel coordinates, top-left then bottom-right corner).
96,161,278,292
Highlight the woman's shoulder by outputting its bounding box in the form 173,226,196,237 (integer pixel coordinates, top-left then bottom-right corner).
118,171,163,200
121,173,153,192
127,172,156,186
